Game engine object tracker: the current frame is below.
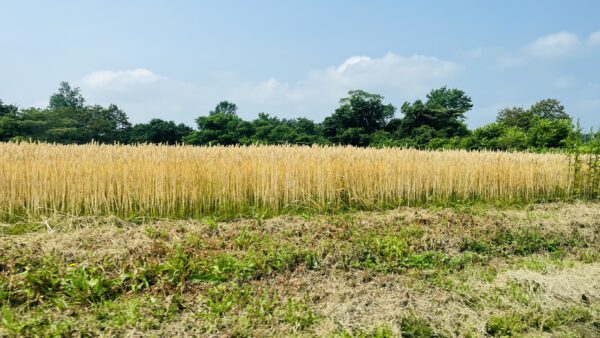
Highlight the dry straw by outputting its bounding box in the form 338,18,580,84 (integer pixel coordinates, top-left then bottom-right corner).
0,143,592,218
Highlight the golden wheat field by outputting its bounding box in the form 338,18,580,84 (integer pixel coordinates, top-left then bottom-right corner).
0,142,594,218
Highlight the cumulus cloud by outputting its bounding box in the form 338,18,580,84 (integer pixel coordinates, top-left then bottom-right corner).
79,68,194,123
78,53,461,123
527,31,581,59
492,31,600,69
336,56,372,72
588,31,600,46
237,53,460,107
320,53,460,88
82,68,162,89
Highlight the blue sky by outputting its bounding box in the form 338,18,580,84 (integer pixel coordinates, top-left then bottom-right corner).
2,1,600,128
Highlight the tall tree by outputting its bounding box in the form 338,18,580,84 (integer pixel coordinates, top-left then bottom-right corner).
529,98,571,120
129,119,193,144
528,118,573,149
400,87,472,138
48,82,86,110
323,90,395,146
210,101,238,115
497,99,571,130
185,101,253,145
85,104,132,143
496,106,533,129
0,100,18,117
0,100,20,141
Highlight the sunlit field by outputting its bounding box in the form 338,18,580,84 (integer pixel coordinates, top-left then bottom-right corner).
1,143,599,336
0,143,597,220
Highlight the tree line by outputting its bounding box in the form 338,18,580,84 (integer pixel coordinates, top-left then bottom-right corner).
1,81,598,150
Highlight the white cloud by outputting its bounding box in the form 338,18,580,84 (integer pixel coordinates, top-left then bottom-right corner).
336,56,372,72
488,31,599,70
82,68,162,89
588,31,600,46
527,31,581,59
79,53,461,123
240,53,461,106
323,53,460,88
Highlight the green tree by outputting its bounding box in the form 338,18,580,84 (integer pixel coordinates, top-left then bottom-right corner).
129,119,193,144
288,117,328,145
400,87,472,138
48,82,86,110
84,104,132,143
251,113,289,144
250,113,327,145
367,130,396,147
12,107,72,143
528,118,574,149
9,83,133,144
411,125,442,147
0,100,18,117
0,100,19,141
496,106,533,129
497,99,571,130
210,101,238,115
495,98,574,150
323,90,395,146
185,102,253,145
470,123,507,150
496,127,528,151
529,98,570,121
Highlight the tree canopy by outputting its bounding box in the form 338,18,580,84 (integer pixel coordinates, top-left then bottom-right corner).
49,82,86,110
323,90,395,146
210,101,238,115
400,87,472,139
0,81,589,151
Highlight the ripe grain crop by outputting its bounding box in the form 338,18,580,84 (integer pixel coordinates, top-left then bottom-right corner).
0,143,595,219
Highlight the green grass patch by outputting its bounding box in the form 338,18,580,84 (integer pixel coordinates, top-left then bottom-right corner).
486,306,596,336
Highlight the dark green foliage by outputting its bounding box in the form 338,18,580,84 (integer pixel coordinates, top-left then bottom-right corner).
79,104,132,143
0,100,19,141
0,100,18,117
129,119,193,144
467,123,530,151
529,98,571,121
48,81,86,110
185,111,254,145
479,98,576,151
1,83,132,144
323,90,395,146
210,100,238,115
14,105,132,144
528,117,574,149
399,87,472,140
497,106,534,130
249,113,327,145
0,83,593,152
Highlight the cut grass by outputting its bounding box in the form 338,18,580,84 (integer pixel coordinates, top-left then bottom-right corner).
1,202,599,336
